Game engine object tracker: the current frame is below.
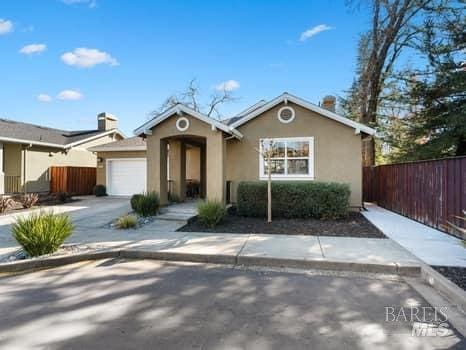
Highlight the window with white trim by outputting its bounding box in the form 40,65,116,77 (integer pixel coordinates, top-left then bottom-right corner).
259,137,314,179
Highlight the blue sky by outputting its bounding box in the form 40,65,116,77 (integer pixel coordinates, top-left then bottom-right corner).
0,0,372,135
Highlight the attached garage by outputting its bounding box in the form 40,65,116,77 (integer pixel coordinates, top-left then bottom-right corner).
106,158,146,196
89,137,147,196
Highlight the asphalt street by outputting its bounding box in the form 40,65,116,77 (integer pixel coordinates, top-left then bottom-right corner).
0,259,464,349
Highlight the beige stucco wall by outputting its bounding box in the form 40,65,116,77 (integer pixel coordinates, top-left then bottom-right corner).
186,147,200,181
2,133,120,193
95,150,147,186
226,102,363,207
146,114,225,204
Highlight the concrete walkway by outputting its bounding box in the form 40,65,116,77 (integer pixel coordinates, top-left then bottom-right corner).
362,203,466,267
7,231,418,275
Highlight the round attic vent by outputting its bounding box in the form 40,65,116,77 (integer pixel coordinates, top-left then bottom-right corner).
277,106,295,124
176,116,190,132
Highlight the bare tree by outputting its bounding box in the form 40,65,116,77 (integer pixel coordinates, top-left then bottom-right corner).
255,139,275,223
153,79,237,119
346,0,445,165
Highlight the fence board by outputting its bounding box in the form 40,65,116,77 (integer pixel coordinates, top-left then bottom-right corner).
363,156,466,234
50,166,96,195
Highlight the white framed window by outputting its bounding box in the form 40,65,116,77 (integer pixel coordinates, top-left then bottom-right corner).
259,137,314,180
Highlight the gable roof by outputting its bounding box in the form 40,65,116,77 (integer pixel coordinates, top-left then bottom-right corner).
0,118,125,149
228,93,376,135
134,104,243,139
222,99,267,126
89,136,146,152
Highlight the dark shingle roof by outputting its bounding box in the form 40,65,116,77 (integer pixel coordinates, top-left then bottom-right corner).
88,136,146,151
0,118,112,146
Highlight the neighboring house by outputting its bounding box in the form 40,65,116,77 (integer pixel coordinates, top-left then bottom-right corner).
96,92,375,208
0,113,124,195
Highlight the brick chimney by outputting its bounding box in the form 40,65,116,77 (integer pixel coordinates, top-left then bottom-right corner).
321,95,336,113
97,112,118,131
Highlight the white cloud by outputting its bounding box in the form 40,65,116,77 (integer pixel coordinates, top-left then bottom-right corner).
61,48,118,68
215,80,240,92
57,90,83,100
20,43,47,55
62,0,97,8
300,24,333,41
37,94,52,102
0,19,13,35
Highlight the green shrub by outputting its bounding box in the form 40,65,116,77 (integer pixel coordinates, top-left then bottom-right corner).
131,192,160,217
197,200,226,228
237,181,350,219
130,194,143,211
12,211,74,257
116,214,138,229
93,184,107,197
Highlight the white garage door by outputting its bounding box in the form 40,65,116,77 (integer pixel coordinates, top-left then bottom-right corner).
107,159,146,196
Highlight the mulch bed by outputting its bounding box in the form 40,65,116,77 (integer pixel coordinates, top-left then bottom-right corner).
431,266,466,291
179,210,386,238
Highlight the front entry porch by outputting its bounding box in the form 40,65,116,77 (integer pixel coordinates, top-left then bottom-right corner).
147,123,227,206
167,136,206,203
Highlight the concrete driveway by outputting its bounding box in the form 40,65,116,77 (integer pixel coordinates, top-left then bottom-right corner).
0,260,464,349
0,196,144,248
0,196,183,250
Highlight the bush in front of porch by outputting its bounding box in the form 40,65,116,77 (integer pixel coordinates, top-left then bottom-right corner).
130,192,160,217
197,200,226,228
237,181,350,220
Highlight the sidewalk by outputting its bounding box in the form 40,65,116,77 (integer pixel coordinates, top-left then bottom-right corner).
0,231,422,275
362,203,466,267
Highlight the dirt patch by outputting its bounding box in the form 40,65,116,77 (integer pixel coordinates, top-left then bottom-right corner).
179,211,386,238
431,266,466,291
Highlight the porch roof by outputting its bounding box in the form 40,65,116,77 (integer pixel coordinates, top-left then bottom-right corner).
133,104,243,139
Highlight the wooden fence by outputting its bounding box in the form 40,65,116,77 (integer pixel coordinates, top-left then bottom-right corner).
50,166,96,195
363,156,466,233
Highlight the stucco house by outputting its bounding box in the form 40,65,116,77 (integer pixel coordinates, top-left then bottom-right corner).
0,113,124,195
93,92,375,208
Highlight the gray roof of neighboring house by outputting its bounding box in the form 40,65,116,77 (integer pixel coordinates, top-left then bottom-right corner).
88,136,146,151
0,118,116,147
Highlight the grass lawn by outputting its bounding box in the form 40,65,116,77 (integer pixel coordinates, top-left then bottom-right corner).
179,209,386,238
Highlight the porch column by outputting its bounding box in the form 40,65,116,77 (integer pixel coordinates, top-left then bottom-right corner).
168,140,186,201
206,133,225,203
147,137,168,205
200,145,206,198
0,143,4,195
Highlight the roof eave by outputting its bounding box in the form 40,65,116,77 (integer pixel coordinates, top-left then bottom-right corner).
133,105,243,139
230,92,376,136
64,129,126,148
89,146,147,152
0,136,66,149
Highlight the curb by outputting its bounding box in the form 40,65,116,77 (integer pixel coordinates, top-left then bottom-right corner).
0,248,421,277
0,250,119,274
420,263,466,312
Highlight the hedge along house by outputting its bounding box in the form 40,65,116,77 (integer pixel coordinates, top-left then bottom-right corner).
0,113,124,195
133,92,376,207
